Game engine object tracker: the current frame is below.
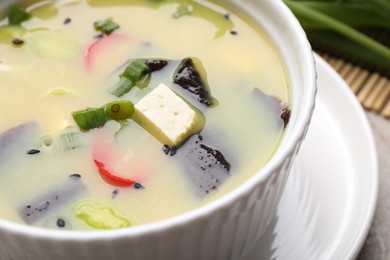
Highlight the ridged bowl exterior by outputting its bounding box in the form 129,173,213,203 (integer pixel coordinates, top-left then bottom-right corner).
0,0,316,259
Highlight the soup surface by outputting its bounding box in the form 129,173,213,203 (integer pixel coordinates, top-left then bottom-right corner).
0,0,289,230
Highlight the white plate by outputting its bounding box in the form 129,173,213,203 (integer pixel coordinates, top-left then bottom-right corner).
244,54,378,260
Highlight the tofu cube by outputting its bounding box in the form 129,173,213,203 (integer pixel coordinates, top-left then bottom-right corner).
133,83,205,147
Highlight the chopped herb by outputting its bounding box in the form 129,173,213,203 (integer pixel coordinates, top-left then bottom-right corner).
94,19,120,35
75,200,130,229
111,77,135,97
64,18,72,25
121,59,150,84
59,132,84,150
27,149,40,155
111,59,151,97
8,5,31,25
172,4,192,19
56,218,66,228
105,100,135,121
72,107,108,131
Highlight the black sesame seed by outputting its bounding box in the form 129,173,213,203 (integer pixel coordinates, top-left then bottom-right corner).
112,189,119,198
12,39,24,45
134,183,144,189
170,146,177,156
69,173,81,180
230,30,238,35
27,149,40,155
162,145,170,155
64,18,71,24
224,13,231,20
93,33,104,39
57,218,66,228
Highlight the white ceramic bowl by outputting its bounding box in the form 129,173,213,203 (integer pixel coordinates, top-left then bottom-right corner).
0,0,316,259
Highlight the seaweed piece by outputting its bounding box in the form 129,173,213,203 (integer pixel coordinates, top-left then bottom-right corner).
176,134,230,198
281,106,291,128
19,177,86,224
143,59,169,72
173,57,217,107
250,88,291,128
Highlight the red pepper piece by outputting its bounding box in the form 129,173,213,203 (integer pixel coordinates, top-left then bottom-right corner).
84,34,133,71
94,159,135,187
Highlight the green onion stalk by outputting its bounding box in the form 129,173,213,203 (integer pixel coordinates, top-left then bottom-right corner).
283,0,390,75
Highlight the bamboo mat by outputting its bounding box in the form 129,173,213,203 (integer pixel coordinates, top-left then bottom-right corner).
319,53,390,119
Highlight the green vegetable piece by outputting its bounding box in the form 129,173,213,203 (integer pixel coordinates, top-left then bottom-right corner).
75,200,130,229
39,132,84,152
110,76,135,97
72,107,108,131
94,19,120,35
105,100,135,121
171,1,234,38
121,59,150,84
30,2,58,20
111,60,151,97
27,31,81,60
8,5,31,25
172,3,192,19
0,25,26,45
59,132,84,150
47,87,75,95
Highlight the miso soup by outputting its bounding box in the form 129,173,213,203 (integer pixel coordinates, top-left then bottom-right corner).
0,0,289,230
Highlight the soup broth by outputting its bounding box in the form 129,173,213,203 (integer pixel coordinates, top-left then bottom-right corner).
0,0,289,230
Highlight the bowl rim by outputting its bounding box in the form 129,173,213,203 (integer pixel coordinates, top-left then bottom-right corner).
0,0,317,241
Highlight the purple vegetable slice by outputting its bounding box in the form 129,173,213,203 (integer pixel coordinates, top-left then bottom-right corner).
175,134,230,198
173,57,218,107
0,121,38,165
19,176,86,224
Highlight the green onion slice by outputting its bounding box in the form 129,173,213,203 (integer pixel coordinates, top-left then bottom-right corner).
105,100,135,121
72,107,108,131
110,77,134,97
111,60,151,97
121,59,150,83
59,132,84,150
39,135,60,153
39,132,84,152
94,19,120,35
8,6,31,25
